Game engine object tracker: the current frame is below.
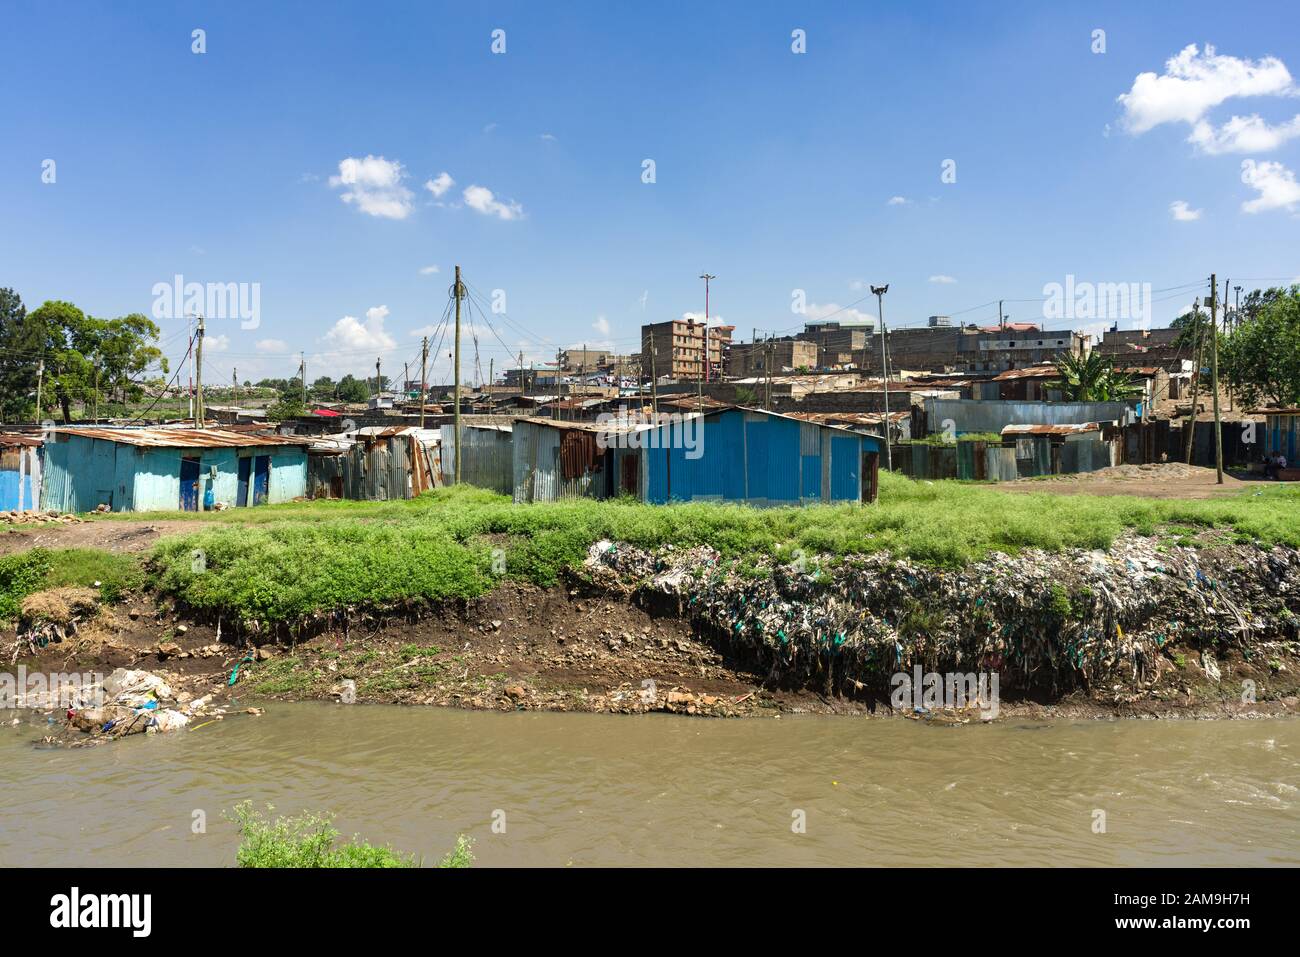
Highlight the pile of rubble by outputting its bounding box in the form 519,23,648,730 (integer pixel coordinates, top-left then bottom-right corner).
1,509,88,525
64,668,226,739
585,537,1300,698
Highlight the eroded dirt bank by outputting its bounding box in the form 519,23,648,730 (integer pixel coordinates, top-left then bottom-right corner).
6,535,1300,734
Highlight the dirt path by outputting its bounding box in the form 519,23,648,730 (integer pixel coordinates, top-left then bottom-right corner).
997,463,1274,500
0,519,207,556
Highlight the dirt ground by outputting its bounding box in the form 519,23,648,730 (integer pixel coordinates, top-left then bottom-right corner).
8,580,1298,728
998,463,1280,500
0,519,206,556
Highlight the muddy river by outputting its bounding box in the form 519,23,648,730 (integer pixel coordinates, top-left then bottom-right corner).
2,704,1296,866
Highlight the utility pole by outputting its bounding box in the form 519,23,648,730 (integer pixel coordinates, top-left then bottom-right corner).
1183,299,1202,465
35,359,44,423
453,264,463,484
300,352,307,405
195,314,205,428
699,273,715,395
488,357,494,392
649,329,659,417
419,335,429,428
518,350,525,398
998,299,1005,332
872,285,892,471
375,357,382,398
1210,274,1223,484
233,368,239,409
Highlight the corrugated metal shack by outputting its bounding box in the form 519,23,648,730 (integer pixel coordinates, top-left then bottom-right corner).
307,426,440,501
641,408,883,506
42,428,310,512
1262,409,1299,462
512,418,648,503
0,434,43,511
440,423,513,494
1001,423,1114,477
926,398,1138,436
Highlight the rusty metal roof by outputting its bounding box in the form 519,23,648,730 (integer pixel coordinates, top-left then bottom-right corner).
49,427,312,448
1001,422,1101,436
0,433,43,447
992,365,1060,381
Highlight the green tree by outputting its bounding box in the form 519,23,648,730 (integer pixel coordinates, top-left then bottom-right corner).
1222,285,1300,409
1047,351,1143,402
0,287,37,421
336,374,368,403
266,396,306,422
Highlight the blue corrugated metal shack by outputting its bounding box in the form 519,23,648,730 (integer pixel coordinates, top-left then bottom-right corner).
641,408,882,506
1262,409,1299,462
0,435,43,511
42,427,311,512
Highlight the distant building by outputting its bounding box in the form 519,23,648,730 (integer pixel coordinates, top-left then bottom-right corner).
726,338,818,376
640,319,733,380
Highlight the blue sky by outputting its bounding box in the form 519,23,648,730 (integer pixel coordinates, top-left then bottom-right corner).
2,0,1298,385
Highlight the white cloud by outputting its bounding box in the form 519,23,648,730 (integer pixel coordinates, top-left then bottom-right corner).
1117,44,1295,135
205,334,230,352
1240,159,1300,213
463,184,524,220
928,275,957,284
680,311,726,326
1169,199,1203,221
540,132,556,141
848,279,867,291
1189,113,1300,153
322,305,397,352
592,315,610,336
328,155,414,220
256,338,289,353
419,265,440,275
424,172,454,198
483,123,498,134
886,196,911,206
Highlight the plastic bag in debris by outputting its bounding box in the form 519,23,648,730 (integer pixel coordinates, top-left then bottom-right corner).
148,710,190,733
584,534,1300,699
102,668,174,708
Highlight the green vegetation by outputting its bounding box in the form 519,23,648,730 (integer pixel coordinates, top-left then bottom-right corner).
228,802,472,868
1048,351,1143,402
129,477,1300,628
0,547,144,622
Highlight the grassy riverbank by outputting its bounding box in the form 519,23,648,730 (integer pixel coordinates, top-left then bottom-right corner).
7,474,1300,629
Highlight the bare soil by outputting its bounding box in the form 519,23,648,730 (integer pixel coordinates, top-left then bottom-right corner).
999,463,1274,500
7,582,1298,724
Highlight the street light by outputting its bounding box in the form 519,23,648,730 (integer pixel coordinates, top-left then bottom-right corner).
871,284,892,471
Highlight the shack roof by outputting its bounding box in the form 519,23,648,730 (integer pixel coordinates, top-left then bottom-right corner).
992,365,1060,381
49,427,312,449
1001,422,1101,436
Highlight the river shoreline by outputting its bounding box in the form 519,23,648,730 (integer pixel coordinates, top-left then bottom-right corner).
6,573,1299,735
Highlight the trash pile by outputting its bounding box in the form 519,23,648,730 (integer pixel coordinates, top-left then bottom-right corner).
65,668,224,740
585,537,1300,698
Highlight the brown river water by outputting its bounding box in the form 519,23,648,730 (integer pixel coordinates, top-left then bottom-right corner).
2,704,1297,867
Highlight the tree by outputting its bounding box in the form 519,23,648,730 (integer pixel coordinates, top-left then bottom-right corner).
1047,351,1143,402
336,374,368,403
1222,285,1300,409
310,375,335,399
21,301,167,423
0,287,36,421
265,396,306,422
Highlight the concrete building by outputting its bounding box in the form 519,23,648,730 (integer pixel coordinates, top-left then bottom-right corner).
640,319,734,380
726,338,818,377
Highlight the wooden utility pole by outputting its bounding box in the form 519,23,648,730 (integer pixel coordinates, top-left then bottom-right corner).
233,369,239,409
872,285,892,470
34,359,44,423
419,335,429,428
518,350,525,397
1209,273,1224,484
1183,300,1202,465
649,329,658,416
300,353,307,405
194,314,205,427
453,264,463,484
488,357,493,391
